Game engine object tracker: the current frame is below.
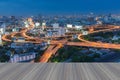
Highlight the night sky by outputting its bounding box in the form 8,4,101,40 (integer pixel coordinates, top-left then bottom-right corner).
0,0,120,16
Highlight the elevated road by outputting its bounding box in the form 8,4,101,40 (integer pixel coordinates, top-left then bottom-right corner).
39,26,120,62
2,18,120,63
67,42,120,49
40,41,64,62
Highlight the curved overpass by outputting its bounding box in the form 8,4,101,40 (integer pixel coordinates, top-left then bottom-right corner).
39,25,120,62
75,26,120,49
2,19,120,63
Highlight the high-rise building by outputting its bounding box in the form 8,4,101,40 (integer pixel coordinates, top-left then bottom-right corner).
52,23,59,31
67,24,72,28
42,22,46,30
52,23,59,28
24,21,29,28
42,22,46,26
0,23,6,34
35,22,40,28
58,27,65,36
75,25,83,30
0,35,2,45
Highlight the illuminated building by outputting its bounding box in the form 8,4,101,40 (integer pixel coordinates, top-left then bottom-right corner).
52,23,59,28
0,35,2,45
10,52,36,63
58,27,65,36
24,21,29,28
75,25,83,30
42,22,46,30
52,23,59,31
67,24,72,28
35,22,40,28
97,21,103,25
0,28,4,34
42,22,46,26
82,31,88,35
0,23,6,34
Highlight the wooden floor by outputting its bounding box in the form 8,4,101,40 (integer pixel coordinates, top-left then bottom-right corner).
0,63,119,80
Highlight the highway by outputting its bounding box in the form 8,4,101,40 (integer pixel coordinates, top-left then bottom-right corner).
40,43,63,62
39,45,56,62
67,42,120,49
0,63,119,80
34,25,120,62
2,18,120,62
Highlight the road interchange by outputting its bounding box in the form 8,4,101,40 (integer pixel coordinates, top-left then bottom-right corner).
2,18,120,62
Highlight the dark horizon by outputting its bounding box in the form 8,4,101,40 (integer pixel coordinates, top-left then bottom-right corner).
0,0,120,16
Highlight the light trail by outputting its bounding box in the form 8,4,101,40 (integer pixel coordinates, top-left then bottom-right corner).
2,20,120,63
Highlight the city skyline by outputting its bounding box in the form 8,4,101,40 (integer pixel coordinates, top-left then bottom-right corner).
0,0,120,16
0,1,120,80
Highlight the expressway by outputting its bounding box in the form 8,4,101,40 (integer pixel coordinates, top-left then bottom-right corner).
0,63,120,80
39,25,120,62
2,18,120,62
